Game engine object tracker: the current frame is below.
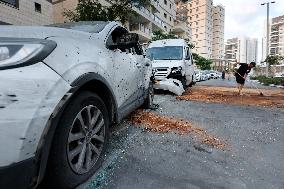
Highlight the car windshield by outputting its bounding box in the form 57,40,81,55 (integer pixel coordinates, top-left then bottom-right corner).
49,21,109,33
146,46,183,60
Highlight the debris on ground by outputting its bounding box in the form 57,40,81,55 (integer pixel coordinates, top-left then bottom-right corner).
129,110,226,149
177,86,284,108
154,78,185,96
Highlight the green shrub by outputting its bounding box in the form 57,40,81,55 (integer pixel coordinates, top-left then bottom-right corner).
250,76,284,86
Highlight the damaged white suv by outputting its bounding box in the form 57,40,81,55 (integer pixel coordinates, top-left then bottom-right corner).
0,21,153,189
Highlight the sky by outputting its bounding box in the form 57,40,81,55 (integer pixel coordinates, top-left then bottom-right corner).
213,0,284,62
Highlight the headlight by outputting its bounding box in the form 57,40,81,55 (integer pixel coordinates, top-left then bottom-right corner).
171,66,182,74
0,38,57,70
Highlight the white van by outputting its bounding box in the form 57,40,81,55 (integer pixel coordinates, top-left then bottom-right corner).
146,39,195,88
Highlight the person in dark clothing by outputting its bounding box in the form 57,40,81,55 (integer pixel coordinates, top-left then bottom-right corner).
222,70,225,80
234,60,256,95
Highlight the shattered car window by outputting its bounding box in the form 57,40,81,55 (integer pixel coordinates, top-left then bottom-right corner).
146,46,183,60
49,21,109,33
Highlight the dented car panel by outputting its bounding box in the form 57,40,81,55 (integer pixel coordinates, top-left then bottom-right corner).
0,63,71,166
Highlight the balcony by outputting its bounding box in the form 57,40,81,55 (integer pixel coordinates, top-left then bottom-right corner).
151,0,159,13
172,21,192,40
129,23,152,42
132,5,165,31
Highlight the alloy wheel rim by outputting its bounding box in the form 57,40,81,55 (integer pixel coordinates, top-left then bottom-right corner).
67,105,105,174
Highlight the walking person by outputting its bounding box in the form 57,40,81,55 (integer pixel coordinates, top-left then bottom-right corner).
222,70,225,80
234,60,256,95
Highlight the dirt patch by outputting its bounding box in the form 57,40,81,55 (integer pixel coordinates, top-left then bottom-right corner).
177,86,284,108
130,110,226,149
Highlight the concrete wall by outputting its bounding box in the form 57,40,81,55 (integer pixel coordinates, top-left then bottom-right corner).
0,0,53,25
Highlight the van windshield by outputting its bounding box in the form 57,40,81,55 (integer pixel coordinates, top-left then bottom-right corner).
146,46,183,60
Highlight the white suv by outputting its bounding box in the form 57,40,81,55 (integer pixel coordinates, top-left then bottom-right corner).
0,21,153,189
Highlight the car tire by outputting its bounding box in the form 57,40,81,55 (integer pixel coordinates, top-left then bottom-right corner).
142,82,154,109
44,91,109,189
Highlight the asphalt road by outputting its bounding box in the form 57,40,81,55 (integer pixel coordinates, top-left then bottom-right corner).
79,79,284,189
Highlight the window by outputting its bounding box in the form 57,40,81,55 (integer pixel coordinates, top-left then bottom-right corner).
170,4,172,8
164,13,167,19
196,21,198,25
170,17,172,22
164,0,167,5
196,7,199,11
35,2,41,13
0,0,18,7
196,14,199,18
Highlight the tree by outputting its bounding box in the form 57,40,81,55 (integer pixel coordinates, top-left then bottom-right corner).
265,55,284,76
151,30,178,41
265,55,284,66
63,0,150,24
151,31,195,49
192,53,212,70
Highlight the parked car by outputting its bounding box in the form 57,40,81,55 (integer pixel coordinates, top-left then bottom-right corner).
200,71,208,80
146,39,195,89
194,70,202,82
0,21,153,189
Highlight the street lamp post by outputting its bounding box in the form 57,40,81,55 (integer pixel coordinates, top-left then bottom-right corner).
261,1,275,77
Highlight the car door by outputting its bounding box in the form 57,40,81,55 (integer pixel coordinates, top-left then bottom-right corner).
105,28,140,110
129,43,151,99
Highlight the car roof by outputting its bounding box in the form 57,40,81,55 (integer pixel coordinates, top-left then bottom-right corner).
49,21,112,33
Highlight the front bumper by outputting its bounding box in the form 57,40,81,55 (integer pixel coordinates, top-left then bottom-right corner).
0,157,36,189
0,62,71,167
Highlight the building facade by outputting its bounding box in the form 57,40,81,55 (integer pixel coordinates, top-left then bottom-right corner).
0,0,53,25
176,0,224,62
225,37,258,64
270,15,284,56
53,0,191,43
186,0,214,59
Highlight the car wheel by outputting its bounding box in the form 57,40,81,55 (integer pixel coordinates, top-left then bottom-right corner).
44,91,109,189
142,82,154,109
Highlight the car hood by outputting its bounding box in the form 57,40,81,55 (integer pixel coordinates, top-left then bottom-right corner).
0,26,94,40
152,60,184,69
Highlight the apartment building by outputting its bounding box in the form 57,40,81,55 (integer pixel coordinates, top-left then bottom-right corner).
173,0,192,41
212,5,224,60
270,15,284,56
0,0,53,25
186,0,214,59
177,0,225,61
225,37,258,64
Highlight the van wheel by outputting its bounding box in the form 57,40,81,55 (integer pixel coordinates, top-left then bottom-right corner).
44,91,109,189
142,82,154,109
181,76,187,89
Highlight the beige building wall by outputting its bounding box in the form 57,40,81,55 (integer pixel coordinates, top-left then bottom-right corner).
0,0,53,25
187,0,214,59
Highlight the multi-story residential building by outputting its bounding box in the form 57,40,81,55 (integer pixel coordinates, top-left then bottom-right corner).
187,0,214,59
173,0,192,41
225,37,258,65
176,0,225,65
212,5,224,61
270,15,284,56
0,0,53,25
212,5,224,58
